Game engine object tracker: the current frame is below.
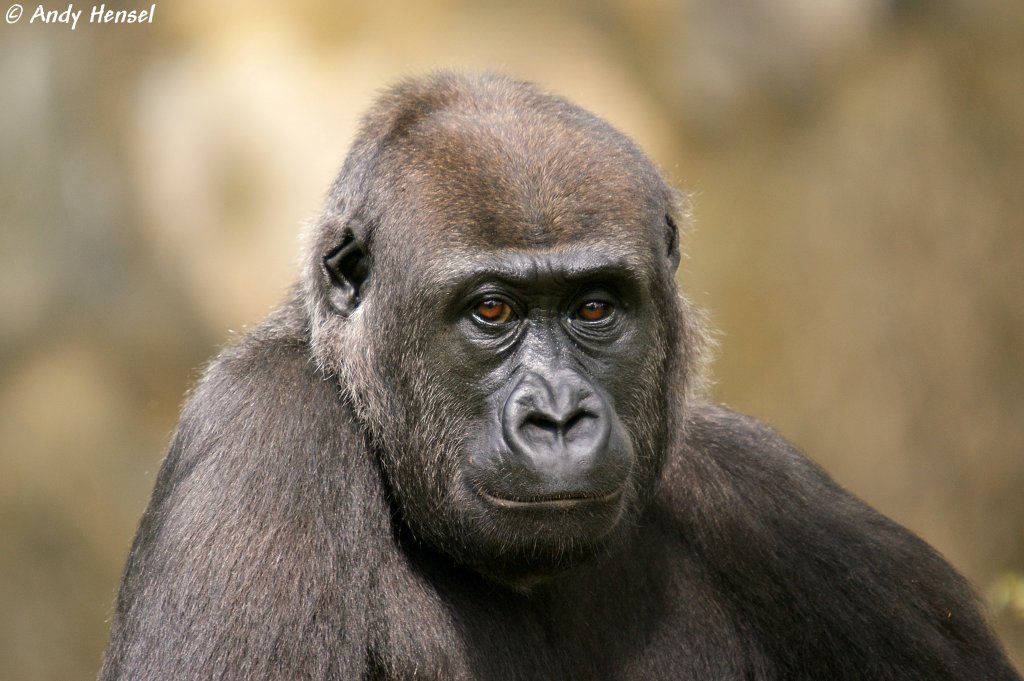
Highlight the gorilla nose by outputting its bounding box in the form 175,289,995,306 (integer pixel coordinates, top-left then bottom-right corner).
501,370,617,493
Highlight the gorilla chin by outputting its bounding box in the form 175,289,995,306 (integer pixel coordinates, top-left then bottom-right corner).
459,460,635,589
464,494,632,590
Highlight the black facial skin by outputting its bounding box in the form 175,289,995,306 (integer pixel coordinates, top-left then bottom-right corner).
457,256,638,504
448,252,645,581
98,71,1022,681
329,235,676,586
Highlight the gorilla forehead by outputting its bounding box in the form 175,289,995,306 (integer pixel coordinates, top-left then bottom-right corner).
371,97,670,256
413,242,656,305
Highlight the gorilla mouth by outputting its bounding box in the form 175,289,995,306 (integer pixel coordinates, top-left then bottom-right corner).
478,488,623,511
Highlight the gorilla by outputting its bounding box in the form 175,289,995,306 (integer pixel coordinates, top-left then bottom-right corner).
99,71,1021,680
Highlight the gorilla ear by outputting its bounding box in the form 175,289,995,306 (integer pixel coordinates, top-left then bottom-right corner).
664,214,681,271
323,229,369,316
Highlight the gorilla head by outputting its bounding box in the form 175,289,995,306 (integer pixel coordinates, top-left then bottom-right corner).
303,72,708,586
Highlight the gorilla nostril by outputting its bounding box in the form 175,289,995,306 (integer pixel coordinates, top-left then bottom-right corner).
564,411,598,442
523,414,560,440
564,411,593,430
520,410,601,445
502,371,614,467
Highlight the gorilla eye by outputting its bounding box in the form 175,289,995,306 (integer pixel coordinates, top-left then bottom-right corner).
577,301,613,322
474,299,515,324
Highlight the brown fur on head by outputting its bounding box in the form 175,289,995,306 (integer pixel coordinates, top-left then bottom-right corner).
305,71,708,391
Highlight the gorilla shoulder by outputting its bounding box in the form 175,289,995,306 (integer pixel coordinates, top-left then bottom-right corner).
669,403,840,502
140,296,378,526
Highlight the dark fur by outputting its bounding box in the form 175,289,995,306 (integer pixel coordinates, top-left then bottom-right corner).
99,72,1020,680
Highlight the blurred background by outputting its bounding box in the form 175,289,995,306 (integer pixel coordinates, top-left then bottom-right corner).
1,0,1022,677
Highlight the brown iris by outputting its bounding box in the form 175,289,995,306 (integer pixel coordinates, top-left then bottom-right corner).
578,300,613,322
475,299,514,324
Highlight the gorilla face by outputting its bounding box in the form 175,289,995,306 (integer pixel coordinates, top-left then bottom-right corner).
311,82,693,586
359,251,677,586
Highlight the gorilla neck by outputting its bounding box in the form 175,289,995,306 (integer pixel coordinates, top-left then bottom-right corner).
394,516,621,594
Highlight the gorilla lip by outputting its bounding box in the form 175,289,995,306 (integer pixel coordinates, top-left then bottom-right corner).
478,488,623,511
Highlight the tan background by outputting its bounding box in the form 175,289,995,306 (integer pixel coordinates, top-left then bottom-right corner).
1,1,1022,678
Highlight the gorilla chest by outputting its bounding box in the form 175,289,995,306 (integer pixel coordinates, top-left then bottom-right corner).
368,549,753,681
